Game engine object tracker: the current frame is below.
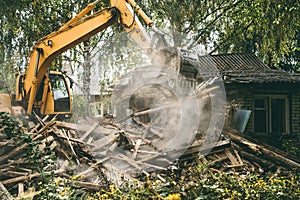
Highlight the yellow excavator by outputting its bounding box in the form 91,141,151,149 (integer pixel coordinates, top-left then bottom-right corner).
0,0,195,119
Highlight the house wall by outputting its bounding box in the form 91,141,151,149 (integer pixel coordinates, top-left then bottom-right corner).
291,88,300,135
224,83,300,136
225,84,254,133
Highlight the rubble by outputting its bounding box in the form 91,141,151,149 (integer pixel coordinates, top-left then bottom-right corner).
0,112,299,198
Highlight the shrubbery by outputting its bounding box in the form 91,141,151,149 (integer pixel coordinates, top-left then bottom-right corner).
86,164,299,200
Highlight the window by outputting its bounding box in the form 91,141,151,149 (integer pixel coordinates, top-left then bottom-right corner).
50,74,71,112
254,95,289,134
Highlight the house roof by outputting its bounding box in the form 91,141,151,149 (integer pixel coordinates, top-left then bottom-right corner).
196,53,268,71
179,51,300,83
222,69,300,83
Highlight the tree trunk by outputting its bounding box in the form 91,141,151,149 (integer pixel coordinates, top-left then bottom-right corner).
82,40,92,103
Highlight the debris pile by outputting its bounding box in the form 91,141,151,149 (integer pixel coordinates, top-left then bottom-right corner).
182,128,300,174
0,113,299,198
0,114,107,199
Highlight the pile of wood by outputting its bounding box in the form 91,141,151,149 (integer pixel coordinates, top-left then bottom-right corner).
56,116,195,183
180,128,300,175
0,114,299,199
0,115,108,199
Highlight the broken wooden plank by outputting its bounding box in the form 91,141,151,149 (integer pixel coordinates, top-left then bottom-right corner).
52,133,85,144
29,117,57,138
132,119,164,139
80,122,98,141
137,161,167,171
29,115,49,133
183,139,231,156
56,128,79,163
76,157,110,180
54,121,77,130
74,181,105,191
112,154,150,177
87,136,94,145
225,148,239,165
90,133,118,152
2,169,64,185
233,149,243,165
223,164,245,168
1,172,40,185
238,151,273,168
18,183,24,198
131,103,176,119
132,139,142,159
0,181,13,200
224,129,300,169
207,155,228,167
0,143,28,164
7,171,28,177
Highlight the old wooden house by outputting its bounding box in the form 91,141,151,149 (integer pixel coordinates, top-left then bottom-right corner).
192,53,300,138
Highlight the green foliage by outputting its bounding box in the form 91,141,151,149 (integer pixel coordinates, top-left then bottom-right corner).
34,176,82,200
281,136,300,157
138,0,299,69
138,0,236,48
0,112,26,139
1,0,299,84
0,61,16,93
86,164,300,200
0,111,57,176
0,112,85,199
0,0,107,76
215,0,300,68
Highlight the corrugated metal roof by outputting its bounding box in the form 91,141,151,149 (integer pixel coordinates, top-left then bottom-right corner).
222,69,300,83
179,52,300,83
181,53,268,71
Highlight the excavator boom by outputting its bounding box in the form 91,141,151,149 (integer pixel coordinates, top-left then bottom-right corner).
15,0,155,116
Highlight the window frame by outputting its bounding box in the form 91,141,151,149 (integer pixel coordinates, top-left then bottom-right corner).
254,94,290,134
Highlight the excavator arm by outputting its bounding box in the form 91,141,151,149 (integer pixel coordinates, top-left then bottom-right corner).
16,0,154,115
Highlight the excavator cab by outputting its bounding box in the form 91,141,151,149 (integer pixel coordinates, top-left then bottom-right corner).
47,72,71,114
16,71,72,118
35,71,71,117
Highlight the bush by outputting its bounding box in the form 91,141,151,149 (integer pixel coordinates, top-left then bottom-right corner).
281,136,300,157
87,164,299,200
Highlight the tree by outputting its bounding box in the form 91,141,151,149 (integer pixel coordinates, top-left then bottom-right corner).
2,0,299,95
279,27,300,72
0,0,112,94
138,0,299,69
214,0,300,68
138,0,243,49
1,0,80,69
0,0,31,90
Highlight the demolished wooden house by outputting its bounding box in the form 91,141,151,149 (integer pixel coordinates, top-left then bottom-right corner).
181,52,300,142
